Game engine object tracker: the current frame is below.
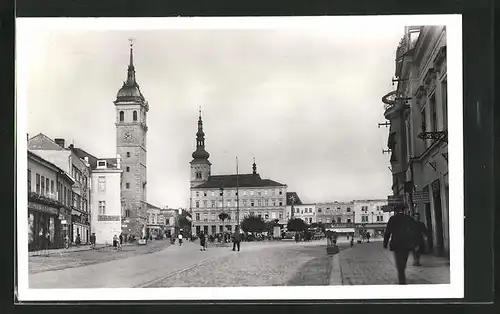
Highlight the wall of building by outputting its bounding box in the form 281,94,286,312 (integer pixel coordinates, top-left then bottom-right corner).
289,204,316,224
191,186,287,235
90,169,122,245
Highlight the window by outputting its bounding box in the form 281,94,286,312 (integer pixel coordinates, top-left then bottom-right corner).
50,180,54,195
362,216,368,222
119,111,124,122
257,200,261,207
347,218,352,223
98,201,106,215
296,208,299,213
279,213,283,219
204,191,207,196
41,176,45,196
227,201,231,207
35,173,40,193
126,166,130,172
265,199,268,206
126,182,130,189
98,161,106,167
279,201,283,206
317,208,322,213
211,200,216,208
125,209,130,217
326,218,330,223
203,200,207,208
279,190,283,195
250,191,254,196
28,170,31,192
45,177,49,194
309,218,312,223
264,190,268,195
243,200,247,207
196,213,200,221
318,218,322,223
195,201,199,208
212,191,215,197
430,94,438,133
271,212,276,219
126,152,131,158
98,176,106,191
337,217,341,223
250,201,254,207
347,207,351,212
257,191,261,196
196,191,200,197
133,110,138,121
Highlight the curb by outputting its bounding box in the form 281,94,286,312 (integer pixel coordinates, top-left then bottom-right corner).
329,254,343,285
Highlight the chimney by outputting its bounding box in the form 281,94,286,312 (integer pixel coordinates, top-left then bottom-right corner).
55,138,65,148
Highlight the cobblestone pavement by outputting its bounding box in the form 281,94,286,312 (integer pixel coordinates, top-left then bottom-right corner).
28,239,328,288
147,241,351,287
336,240,450,285
29,240,172,274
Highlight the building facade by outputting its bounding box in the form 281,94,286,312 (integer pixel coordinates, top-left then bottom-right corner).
288,204,316,224
114,43,149,239
315,201,355,226
189,112,287,235
383,26,449,257
90,158,123,245
28,151,74,251
28,134,92,245
352,199,391,237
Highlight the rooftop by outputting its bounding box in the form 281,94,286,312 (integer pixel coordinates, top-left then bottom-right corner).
194,174,286,189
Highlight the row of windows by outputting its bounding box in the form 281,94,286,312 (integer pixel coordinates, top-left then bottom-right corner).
361,206,382,212
29,170,88,212
195,199,284,208
71,165,88,188
194,189,284,198
98,201,132,218
119,110,139,122
295,207,314,213
194,211,283,221
361,215,385,222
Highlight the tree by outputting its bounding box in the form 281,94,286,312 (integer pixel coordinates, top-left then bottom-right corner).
218,212,229,224
287,218,308,232
241,214,266,233
310,222,326,233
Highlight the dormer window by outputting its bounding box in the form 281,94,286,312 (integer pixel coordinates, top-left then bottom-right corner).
97,161,106,168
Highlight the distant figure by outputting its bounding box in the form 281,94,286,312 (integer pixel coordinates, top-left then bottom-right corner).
119,233,123,246
90,233,96,249
75,234,81,246
199,232,206,251
178,233,183,246
366,232,371,243
113,235,118,248
412,213,430,266
232,228,242,252
384,204,420,285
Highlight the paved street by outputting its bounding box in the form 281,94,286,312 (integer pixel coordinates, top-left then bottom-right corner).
29,239,341,289
29,240,172,274
334,240,450,285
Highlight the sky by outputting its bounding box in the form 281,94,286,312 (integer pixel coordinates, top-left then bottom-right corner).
19,17,408,208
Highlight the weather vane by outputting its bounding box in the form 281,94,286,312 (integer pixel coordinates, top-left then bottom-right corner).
128,37,135,48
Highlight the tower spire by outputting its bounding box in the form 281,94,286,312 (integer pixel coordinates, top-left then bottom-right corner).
252,157,257,175
126,38,136,85
192,108,210,160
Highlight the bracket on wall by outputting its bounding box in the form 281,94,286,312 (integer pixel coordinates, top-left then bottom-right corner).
382,149,392,154
378,122,390,128
418,130,448,144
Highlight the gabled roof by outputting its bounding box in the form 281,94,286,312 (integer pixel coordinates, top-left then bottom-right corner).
286,192,303,205
71,147,99,169
28,150,74,184
194,174,286,189
28,133,65,151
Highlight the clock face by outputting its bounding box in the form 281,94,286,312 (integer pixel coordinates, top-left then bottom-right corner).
124,131,134,142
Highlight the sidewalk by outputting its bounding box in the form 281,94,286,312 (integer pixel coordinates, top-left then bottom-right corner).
29,241,145,257
330,240,450,285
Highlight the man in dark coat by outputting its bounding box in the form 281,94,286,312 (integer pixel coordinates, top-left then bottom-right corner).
232,228,242,251
412,212,430,266
383,204,420,285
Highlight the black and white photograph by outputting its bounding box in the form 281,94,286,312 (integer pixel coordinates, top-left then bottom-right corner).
16,15,463,301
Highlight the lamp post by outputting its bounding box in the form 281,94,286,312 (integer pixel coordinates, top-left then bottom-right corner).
220,184,224,233
236,157,240,231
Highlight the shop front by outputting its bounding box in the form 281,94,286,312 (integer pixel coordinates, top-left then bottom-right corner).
28,201,70,251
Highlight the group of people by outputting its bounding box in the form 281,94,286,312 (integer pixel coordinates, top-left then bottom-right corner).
383,204,431,285
198,228,243,252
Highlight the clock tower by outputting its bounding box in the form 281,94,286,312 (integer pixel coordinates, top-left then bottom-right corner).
114,42,149,238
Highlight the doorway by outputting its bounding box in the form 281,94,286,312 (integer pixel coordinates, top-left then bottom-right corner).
432,179,445,256
203,225,208,234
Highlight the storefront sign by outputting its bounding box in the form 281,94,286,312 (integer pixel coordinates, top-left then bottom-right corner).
28,202,58,215
97,215,120,221
413,191,430,203
387,195,404,205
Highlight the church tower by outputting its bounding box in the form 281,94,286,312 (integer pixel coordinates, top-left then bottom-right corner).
114,41,149,237
190,109,211,188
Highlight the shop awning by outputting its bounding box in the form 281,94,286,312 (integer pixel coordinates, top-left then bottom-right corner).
332,228,355,233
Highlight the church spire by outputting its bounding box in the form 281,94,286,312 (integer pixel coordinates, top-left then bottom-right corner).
192,107,210,160
126,38,136,86
252,157,257,175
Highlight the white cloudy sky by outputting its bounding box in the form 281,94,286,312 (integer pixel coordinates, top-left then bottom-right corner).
18,17,412,208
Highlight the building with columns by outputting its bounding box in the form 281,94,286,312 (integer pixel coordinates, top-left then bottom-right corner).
189,111,287,235
114,43,149,239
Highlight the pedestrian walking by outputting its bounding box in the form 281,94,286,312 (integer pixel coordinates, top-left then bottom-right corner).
75,234,81,247
232,228,242,252
178,233,183,246
119,233,123,246
199,232,206,251
366,232,371,243
383,204,421,285
90,233,96,249
412,213,431,266
113,235,118,249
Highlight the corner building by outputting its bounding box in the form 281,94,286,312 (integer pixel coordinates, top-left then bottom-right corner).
189,112,287,235
114,44,149,238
